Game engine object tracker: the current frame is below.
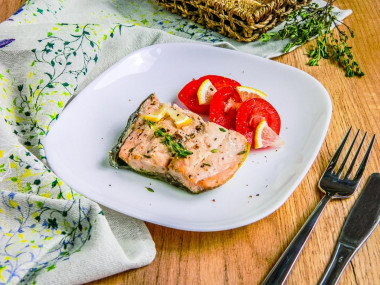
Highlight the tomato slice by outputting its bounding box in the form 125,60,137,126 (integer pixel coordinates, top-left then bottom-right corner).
178,75,241,115
209,86,242,130
236,98,281,144
177,78,208,114
197,75,240,90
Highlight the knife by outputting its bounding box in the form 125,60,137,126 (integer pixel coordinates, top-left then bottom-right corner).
319,173,380,285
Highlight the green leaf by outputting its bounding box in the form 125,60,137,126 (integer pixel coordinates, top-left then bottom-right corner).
47,218,58,229
46,264,56,272
145,187,155,192
44,72,53,80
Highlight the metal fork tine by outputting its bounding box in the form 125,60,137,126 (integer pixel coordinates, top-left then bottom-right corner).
336,129,360,177
327,127,352,172
344,132,367,180
353,134,376,181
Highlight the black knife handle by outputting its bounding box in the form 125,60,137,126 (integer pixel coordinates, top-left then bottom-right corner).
318,242,358,285
319,173,380,285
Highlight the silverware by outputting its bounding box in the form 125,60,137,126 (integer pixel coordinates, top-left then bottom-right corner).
319,173,380,285
262,128,375,285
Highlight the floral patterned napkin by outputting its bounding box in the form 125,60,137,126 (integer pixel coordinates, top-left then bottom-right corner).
0,0,350,284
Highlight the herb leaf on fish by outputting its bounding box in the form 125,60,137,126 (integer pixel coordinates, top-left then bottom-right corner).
146,120,193,158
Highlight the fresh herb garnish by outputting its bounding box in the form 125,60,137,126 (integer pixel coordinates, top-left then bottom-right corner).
146,120,155,128
201,162,211,167
219,128,226,132
261,0,363,77
145,187,154,192
211,149,218,153
146,120,193,158
237,150,247,155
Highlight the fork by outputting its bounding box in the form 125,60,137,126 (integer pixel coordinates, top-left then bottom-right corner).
262,127,375,285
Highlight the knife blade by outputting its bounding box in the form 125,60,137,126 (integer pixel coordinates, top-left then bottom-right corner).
319,173,380,285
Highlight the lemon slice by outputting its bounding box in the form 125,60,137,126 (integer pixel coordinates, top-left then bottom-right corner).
236,86,267,101
166,108,192,127
142,105,192,128
254,119,284,149
141,106,167,122
197,79,217,105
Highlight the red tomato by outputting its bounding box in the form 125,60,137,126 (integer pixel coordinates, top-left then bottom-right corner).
236,98,281,144
197,75,240,90
178,75,241,115
177,78,208,114
209,86,242,130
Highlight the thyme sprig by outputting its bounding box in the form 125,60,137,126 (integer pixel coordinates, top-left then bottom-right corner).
261,0,364,77
146,120,193,158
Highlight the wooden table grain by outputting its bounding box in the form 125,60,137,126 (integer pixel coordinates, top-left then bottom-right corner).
1,0,379,284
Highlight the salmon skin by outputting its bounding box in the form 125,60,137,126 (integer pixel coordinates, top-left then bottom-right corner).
109,94,250,193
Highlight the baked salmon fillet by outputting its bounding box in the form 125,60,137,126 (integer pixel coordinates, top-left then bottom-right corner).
109,94,250,193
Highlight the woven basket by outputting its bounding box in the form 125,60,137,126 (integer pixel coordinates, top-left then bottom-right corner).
156,0,310,42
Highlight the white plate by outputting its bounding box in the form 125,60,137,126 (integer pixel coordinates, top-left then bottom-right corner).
44,43,331,232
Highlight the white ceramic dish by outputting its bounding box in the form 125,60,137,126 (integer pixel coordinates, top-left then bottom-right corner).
44,43,331,232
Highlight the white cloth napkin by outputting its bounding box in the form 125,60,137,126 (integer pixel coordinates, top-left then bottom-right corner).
0,0,350,284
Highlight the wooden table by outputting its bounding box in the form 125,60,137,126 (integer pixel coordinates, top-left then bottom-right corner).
1,0,379,284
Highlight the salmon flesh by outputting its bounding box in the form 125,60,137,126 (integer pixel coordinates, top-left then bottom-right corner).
109,94,250,193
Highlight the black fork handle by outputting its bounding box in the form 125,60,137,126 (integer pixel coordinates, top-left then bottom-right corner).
262,194,332,285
